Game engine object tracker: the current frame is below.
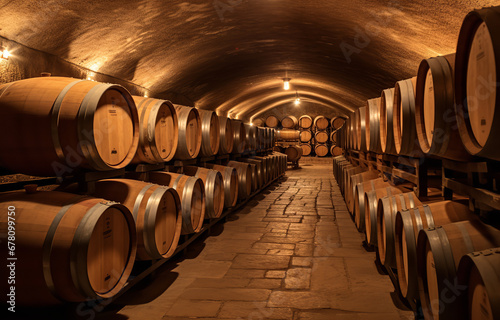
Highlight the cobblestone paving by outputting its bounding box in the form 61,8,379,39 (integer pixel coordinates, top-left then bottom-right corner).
112,163,414,320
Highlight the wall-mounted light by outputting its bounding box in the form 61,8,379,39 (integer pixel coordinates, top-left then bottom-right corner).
283,78,291,90
1,47,11,60
250,123,253,126
294,91,301,106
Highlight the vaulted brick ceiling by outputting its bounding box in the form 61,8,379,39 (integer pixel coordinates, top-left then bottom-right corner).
0,0,494,119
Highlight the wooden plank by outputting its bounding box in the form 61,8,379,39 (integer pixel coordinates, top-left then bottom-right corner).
442,159,489,173
443,178,500,210
0,177,58,193
392,168,418,185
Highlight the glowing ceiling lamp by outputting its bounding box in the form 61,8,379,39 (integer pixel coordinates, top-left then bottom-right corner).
1,48,10,60
294,91,301,106
283,78,291,90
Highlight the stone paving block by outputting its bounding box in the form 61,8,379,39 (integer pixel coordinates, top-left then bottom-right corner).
296,310,409,320
267,249,295,255
224,269,267,279
180,288,271,301
172,260,232,279
265,270,287,278
218,301,293,319
187,277,251,288
263,217,302,223
203,252,237,261
292,257,313,267
248,278,282,289
267,291,331,309
260,236,313,244
284,267,312,289
165,300,222,317
295,243,314,256
253,242,295,250
232,254,290,269
264,232,288,237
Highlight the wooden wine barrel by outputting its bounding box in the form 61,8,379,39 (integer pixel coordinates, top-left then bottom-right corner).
343,168,368,212
300,143,313,156
348,112,357,150
356,106,367,151
315,131,329,144
285,146,303,162
183,166,224,219
331,117,346,130
244,124,256,151
415,54,471,161
299,130,313,142
457,247,500,320
246,161,259,191
347,171,380,213
417,219,500,320
231,120,246,153
379,88,397,154
455,7,500,161
0,77,139,176
0,190,137,305
270,128,275,147
394,200,473,301
252,118,265,127
393,77,422,156
250,156,268,183
339,162,355,195
146,172,206,234
255,127,264,150
204,163,239,207
198,110,220,157
281,115,298,129
131,97,178,164
298,115,313,129
377,192,422,269
314,115,329,130
92,179,181,260
353,178,386,232
365,98,382,153
364,183,409,245
173,105,202,160
276,129,300,141
265,115,280,128
218,116,234,155
330,146,342,157
330,131,338,144
239,158,264,189
227,161,253,199
315,144,329,157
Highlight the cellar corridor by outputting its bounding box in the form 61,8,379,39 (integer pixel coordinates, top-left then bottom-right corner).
87,160,414,320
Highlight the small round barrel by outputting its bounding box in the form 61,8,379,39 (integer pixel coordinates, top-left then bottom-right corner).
393,77,422,156
231,120,246,153
331,117,346,130
365,98,382,153
299,115,313,129
218,116,234,155
394,200,473,301
379,88,397,154
198,110,220,157
173,105,202,160
132,97,178,164
300,143,313,156
204,163,239,207
0,190,137,305
315,131,329,144
330,131,338,144
364,183,408,246
281,115,298,129
265,115,280,128
330,146,342,156
285,146,303,162
356,106,367,151
415,54,471,161
457,248,500,320
276,129,300,141
377,191,422,269
0,77,140,176
146,172,206,234
353,178,386,232
183,166,224,219
227,161,253,199
300,130,313,142
252,118,265,127
314,115,329,130
315,144,329,157
454,7,500,161
92,179,182,260
417,219,500,319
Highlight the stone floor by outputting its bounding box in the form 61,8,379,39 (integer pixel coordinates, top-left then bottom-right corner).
105,161,414,320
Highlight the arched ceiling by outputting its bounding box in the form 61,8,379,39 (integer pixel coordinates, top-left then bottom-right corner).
0,0,495,120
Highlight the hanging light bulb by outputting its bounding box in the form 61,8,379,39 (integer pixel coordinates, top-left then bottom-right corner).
294,91,301,105
1,48,10,60
283,78,291,90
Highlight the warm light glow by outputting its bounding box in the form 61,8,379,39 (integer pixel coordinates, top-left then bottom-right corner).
250,123,253,126
1,49,10,60
294,98,301,105
144,94,149,98
283,79,290,90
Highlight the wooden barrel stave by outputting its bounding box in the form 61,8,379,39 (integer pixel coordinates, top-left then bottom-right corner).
183,166,224,219
198,110,220,157
173,105,202,160
218,116,234,155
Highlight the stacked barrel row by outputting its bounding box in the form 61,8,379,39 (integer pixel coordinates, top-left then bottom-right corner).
0,76,276,177
334,7,500,320
333,155,500,320
264,114,345,157
0,76,287,307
